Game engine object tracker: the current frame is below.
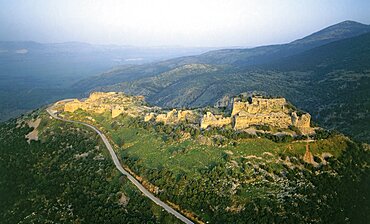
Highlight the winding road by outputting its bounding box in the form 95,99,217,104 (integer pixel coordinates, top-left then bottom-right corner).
46,106,194,224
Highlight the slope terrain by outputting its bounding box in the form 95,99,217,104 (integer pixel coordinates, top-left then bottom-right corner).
0,110,181,223
38,93,370,223
1,91,369,223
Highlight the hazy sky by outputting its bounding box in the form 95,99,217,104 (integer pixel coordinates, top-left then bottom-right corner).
1,0,370,47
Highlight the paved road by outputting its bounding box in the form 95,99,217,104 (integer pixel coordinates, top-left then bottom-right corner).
46,107,194,224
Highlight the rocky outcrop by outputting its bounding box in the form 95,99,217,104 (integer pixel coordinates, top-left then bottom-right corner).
215,95,231,108
25,118,41,143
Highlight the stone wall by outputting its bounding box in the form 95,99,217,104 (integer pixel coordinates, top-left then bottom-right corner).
200,112,232,129
201,96,313,134
63,92,146,118
65,92,314,135
234,111,292,130
154,109,198,124
291,112,313,135
291,112,310,128
64,99,82,112
232,97,287,116
88,92,116,101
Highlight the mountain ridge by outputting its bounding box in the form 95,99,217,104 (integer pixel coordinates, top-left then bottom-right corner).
75,20,370,91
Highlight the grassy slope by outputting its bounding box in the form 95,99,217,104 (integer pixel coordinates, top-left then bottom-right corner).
0,111,180,223
65,110,367,223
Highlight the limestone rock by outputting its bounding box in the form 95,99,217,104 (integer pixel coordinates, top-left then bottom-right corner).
118,192,130,207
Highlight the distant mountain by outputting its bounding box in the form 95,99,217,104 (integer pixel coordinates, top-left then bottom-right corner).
194,20,370,67
76,20,370,91
291,20,370,45
267,32,370,72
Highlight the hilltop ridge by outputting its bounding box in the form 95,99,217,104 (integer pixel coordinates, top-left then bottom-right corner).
59,92,314,138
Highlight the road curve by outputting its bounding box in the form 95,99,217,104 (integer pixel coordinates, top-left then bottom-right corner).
46,107,194,224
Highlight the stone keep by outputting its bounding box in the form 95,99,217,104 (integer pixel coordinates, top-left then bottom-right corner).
63,92,146,118
201,96,313,134
232,97,287,116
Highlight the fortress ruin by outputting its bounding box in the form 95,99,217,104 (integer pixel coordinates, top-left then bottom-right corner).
63,92,148,118
201,96,313,134
62,92,313,135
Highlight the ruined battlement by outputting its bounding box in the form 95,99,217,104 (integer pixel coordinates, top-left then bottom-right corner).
232,96,287,116
88,92,116,101
64,99,83,113
62,92,313,135
153,109,199,124
200,112,232,129
234,111,292,129
201,96,313,134
63,92,147,118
